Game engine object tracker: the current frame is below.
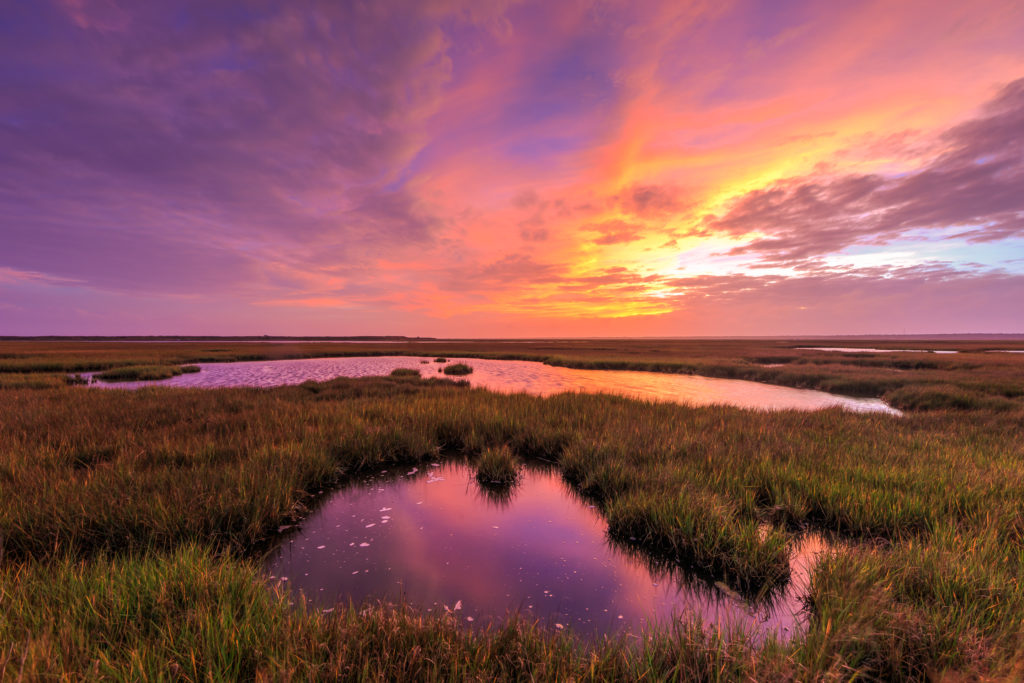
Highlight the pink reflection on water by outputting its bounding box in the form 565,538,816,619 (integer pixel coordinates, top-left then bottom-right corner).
91,355,898,414
265,462,831,639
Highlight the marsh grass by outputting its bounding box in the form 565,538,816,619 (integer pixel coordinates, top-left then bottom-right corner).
389,368,421,378
2,346,1024,678
885,384,1018,411
94,364,201,382
0,546,771,681
0,373,66,389
443,362,474,376
475,444,521,487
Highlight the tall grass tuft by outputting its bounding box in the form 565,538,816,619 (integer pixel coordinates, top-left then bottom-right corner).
476,444,521,487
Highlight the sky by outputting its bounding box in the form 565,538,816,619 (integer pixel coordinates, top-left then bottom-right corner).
2,0,1024,337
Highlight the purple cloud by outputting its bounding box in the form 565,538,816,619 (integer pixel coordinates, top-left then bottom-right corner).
0,1,453,292
706,78,1024,264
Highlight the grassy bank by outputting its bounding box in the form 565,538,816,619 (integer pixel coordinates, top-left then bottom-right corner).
1,368,1023,678
94,364,201,382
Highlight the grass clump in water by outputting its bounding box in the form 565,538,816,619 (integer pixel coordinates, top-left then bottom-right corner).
475,444,521,488
389,368,421,378
443,363,473,376
434,357,447,362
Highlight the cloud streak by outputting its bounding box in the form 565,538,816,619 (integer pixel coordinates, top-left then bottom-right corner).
706,79,1024,264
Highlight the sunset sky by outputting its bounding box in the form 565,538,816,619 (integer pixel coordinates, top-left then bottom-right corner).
2,0,1023,336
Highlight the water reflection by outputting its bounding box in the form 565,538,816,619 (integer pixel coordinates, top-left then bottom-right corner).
92,355,898,414
264,462,829,639
474,478,520,508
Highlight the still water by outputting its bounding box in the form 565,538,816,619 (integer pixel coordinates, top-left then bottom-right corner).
797,347,958,354
94,355,898,414
265,462,827,639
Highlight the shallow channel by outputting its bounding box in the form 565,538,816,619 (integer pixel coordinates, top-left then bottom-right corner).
797,347,959,354
265,462,828,640
92,355,899,414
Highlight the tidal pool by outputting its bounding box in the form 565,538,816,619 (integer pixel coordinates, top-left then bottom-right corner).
797,347,958,354
265,462,827,639
92,355,898,414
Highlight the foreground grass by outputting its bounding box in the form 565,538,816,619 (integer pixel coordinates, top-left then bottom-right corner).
0,546,770,681
1,373,1024,678
1,544,1018,680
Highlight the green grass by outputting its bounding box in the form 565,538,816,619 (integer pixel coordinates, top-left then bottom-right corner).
443,362,474,376
2,342,1024,679
389,368,421,378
